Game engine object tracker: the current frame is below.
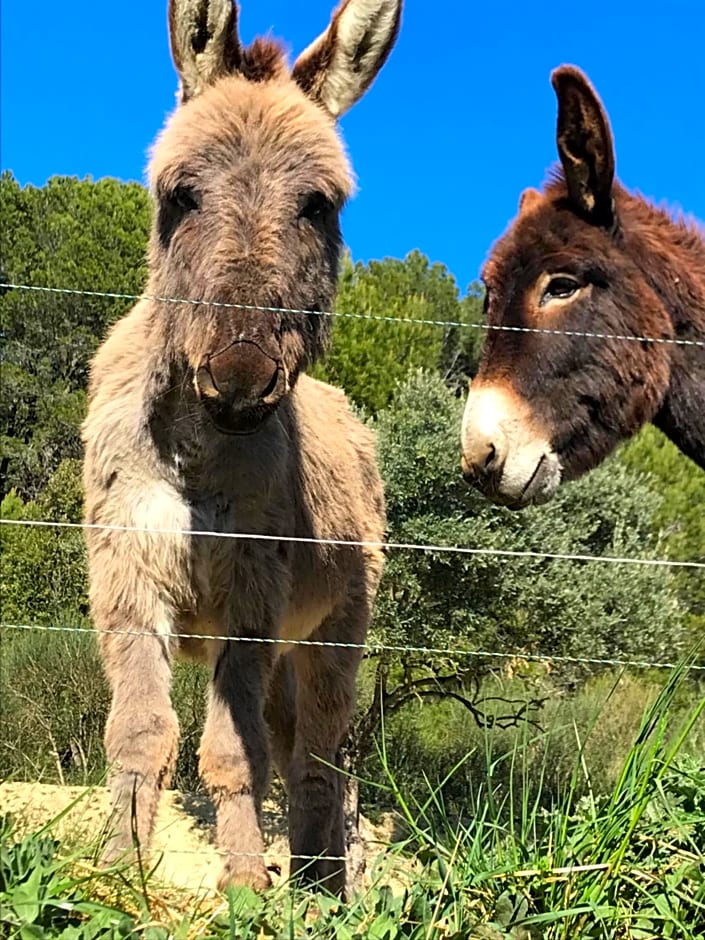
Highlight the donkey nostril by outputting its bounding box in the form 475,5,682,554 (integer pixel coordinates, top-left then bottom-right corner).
462,431,507,484
484,443,497,469
260,366,282,402
461,454,476,482
195,362,220,399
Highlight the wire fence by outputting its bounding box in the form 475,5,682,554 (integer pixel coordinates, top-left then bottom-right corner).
0,773,686,880
2,278,704,888
5,281,705,347
2,280,702,685
3,766,702,880
2,516,703,569
4,621,703,673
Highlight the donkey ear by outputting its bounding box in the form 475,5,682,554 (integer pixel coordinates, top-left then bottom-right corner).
168,0,242,102
551,65,615,226
292,0,402,119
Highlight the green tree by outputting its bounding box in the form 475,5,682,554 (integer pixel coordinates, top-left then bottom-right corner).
438,281,486,395
619,426,705,638
314,250,477,413
0,172,150,498
0,460,87,626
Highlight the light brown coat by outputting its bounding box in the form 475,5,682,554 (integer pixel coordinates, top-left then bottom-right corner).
82,0,401,895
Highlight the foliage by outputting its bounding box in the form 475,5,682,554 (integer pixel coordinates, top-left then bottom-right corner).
355,371,686,756
0,174,698,793
620,427,705,565
375,662,705,939
0,620,212,789
358,669,705,819
1,373,688,787
619,426,705,638
0,629,108,785
1,172,704,938
1,460,87,625
313,251,485,413
0,815,134,938
0,172,150,499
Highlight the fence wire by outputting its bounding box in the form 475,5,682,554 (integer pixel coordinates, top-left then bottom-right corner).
5,282,705,347
1,778,698,877
3,622,703,673
2,517,703,570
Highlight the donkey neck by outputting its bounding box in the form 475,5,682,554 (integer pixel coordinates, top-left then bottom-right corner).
620,193,705,468
653,347,705,470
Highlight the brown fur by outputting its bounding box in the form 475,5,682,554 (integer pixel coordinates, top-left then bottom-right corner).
82,0,401,895
462,65,705,508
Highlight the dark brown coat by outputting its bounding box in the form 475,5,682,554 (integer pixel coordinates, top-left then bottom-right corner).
461,66,705,508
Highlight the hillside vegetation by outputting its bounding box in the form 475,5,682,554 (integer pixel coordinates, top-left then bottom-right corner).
1,172,703,938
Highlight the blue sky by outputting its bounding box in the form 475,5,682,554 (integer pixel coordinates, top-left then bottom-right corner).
2,0,704,294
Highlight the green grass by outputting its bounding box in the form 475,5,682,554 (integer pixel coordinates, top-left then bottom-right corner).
2,662,704,939
380,660,705,938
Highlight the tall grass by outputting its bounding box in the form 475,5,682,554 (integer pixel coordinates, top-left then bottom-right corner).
2,660,703,938
377,658,705,938
358,669,705,821
0,630,208,789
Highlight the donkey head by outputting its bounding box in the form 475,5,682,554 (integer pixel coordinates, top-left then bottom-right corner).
148,0,401,434
461,66,673,508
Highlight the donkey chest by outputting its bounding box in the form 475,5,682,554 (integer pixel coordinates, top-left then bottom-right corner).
130,476,276,599
186,494,281,603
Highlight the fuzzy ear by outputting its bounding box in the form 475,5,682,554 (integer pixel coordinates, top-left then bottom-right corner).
168,0,242,102
292,0,402,119
552,65,615,226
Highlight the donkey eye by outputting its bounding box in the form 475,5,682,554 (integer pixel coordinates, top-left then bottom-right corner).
541,275,581,304
298,191,335,224
169,184,200,214
157,183,201,249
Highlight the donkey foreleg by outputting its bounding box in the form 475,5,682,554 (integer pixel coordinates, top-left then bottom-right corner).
263,654,297,784
288,615,365,899
100,628,179,866
199,640,275,891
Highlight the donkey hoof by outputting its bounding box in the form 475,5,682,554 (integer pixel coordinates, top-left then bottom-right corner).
217,858,272,893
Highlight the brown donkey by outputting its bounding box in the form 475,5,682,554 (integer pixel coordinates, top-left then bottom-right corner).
461,66,705,509
82,0,401,895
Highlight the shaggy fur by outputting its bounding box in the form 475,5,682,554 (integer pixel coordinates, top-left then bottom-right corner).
462,66,705,508
82,0,401,896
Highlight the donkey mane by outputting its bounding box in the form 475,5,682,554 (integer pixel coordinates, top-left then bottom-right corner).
538,171,705,344
237,37,288,82
544,167,705,249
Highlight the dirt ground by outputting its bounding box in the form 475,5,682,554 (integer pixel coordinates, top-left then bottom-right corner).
0,780,397,898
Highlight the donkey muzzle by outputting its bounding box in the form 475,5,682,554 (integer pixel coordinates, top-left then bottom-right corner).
195,339,288,434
